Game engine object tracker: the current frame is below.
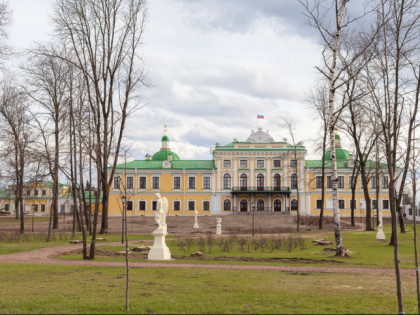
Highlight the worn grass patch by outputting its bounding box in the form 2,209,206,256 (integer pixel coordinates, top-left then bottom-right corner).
0,263,417,314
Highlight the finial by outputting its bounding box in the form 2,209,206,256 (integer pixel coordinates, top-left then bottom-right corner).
164,123,167,136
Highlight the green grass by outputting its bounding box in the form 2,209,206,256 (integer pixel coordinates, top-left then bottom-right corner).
0,263,418,314
0,216,50,224
57,225,420,269
0,233,156,255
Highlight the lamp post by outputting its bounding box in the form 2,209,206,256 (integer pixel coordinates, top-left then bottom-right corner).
32,204,35,232
251,201,255,237
121,196,126,244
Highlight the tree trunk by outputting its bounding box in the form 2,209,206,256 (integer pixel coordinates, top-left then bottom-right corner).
319,128,327,230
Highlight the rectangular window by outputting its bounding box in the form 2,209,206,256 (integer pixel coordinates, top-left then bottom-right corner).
41,204,46,212
126,201,133,211
42,190,46,196
339,200,345,210
350,199,357,209
152,201,157,211
290,159,297,168
203,201,210,211
26,190,30,196
257,160,264,168
173,176,181,189
327,176,332,189
383,199,389,210
114,176,121,189
33,204,38,212
273,160,281,168
316,176,323,189
316,199,322,210
338,176,344,189
240,160,248,168
34,190,39,196
174,201,181,211
371,176,377,189
139,176,146,189
152,177,159,189
139,201,146,211
126,177,133,190
189,177,196,189
203,177,210,189
382,176,389,188
4,204,9,211
188,201,195,211
223,160,231,168
372,199,378,210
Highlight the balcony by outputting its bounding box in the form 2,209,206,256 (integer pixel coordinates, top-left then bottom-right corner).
231,186,291,193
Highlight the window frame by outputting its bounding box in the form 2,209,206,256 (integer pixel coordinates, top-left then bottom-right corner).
188,176,196,190
256,159,265,168
339,199,345,210
173,176,181,190
203,176,211,190
113,176,121,190
188,200,195,211
291,173,298,189
383,199,389,210
315,176,322,189
290,159,297,168
126,200,133,211
338,176,345,189
126,176,134,190
152,176,160,190
223,160,232,168
316,199,322,210
173,201,181,211
139,176,147,190
139,201,146,211
223,173,231,189
203,200,210,211
223,199,231,211
273,159,281,168
239,159,248,168
152,200,157,211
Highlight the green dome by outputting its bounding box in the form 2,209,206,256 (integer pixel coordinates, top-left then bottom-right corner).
152,150,180,161
162,135,169,141
335,134,341,140
324,148,351,161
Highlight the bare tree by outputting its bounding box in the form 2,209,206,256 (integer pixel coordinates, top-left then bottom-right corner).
360,0,420,312
52,0,148,235
0,1,11,64
24,45,71,231
0,82,31,233
309,83,329,229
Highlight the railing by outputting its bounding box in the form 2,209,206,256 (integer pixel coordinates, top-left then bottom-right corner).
231,186,291,192
232,206,291,214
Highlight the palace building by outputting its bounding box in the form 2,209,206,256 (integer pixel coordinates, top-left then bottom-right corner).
107,127,393,217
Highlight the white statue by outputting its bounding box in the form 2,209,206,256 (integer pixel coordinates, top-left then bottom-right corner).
154,193,168,233
149,193,171,260
376,206,386,240
193,210,199,229
216,218,222,235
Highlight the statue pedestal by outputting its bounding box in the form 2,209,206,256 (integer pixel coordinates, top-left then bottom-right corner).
376,225,386,240
148,228,171,260
193,221,199,229
216,218,222,235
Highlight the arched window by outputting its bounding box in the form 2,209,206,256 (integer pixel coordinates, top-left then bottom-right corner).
291,199,298,210
257,174,264,191
274,199,281,212
223,199,231,211
240,199,248,212
274,174,281,190
257,199,264,211
223,173,231,189
291,174,297,189
240,174,248,191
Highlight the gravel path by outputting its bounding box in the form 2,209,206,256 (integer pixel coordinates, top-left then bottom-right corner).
0,241,414,276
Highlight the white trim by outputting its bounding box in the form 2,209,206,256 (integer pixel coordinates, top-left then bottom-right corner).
188,175,196,191
173,175,181,191
202,200,210,211
173,200,181,211
187,200,196,211
202,176,211,190
138,200,146,211
138,175,147,190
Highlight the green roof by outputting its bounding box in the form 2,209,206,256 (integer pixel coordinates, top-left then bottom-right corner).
162,135,169,141
324,148,351,161
113,160,216,170
335,134,341,140
152,150,180,161
0,189,9,199
305,159,389,169
22,181,66,187
84,191,103,203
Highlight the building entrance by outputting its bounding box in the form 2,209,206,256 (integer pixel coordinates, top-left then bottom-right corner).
240,199,248,212
274,199,281,212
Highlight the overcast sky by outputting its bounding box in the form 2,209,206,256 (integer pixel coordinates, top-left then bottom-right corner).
8,0,330,161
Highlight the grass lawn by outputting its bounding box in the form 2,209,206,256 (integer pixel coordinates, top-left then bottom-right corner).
0,263,418,314
58,225,420,269
0,233,155,255
0,216,50,224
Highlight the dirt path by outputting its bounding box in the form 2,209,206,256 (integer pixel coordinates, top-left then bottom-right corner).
0,240,413,276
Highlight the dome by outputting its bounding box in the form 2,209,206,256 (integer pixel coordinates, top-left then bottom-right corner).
152,150,180,161
162,135,169,141
324,148,351,161
246,128,275,143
